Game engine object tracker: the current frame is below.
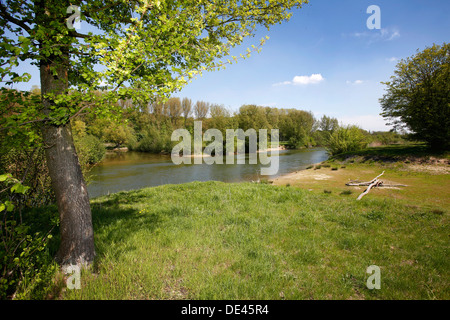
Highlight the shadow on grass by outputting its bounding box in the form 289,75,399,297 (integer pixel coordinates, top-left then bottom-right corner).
90,199,162,268
95,191,153,208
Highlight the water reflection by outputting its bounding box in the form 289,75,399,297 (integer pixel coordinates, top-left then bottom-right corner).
87,148,328,198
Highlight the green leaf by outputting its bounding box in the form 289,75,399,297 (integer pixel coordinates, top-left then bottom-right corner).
4,201,14,212
10,182,29,194
0,174,11,182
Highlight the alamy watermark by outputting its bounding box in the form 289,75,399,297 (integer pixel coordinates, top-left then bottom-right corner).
64,264,81,290
367,5,381,30
66,5,81,30
366,265,381,290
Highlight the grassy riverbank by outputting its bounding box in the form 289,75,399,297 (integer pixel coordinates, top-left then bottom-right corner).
273,146,449,211
54,149,448,299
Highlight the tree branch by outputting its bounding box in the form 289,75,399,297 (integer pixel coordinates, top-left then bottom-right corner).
68,30,92,39
0,3,31,33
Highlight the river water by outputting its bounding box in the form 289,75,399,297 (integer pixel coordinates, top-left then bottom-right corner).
87,148,328,198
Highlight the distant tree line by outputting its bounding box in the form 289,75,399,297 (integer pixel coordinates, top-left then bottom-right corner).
64,95,407,158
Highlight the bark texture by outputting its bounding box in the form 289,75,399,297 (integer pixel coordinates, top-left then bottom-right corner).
39,51,95,268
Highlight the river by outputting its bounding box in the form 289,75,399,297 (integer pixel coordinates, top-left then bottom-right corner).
87,148,328,198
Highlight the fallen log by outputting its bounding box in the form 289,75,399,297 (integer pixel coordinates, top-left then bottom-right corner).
345,171,407,200
353,171,384,200
346,182,407,187
346,181,372,186
356,179,383,200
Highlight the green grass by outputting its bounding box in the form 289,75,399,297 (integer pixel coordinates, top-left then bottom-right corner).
59,181,449,300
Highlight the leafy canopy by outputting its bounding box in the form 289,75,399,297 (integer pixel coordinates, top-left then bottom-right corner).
0,0,308,135
380,43,449,150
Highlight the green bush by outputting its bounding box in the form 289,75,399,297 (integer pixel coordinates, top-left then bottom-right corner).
134,127,174,153
0,175,58,299
0,146,55,207
74,134,106,165
325,125,368,156
287,134,307,149
103,123,136,148
126,134,138,151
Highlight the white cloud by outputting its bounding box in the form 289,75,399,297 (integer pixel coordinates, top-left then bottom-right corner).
273,74,324,86
383,28,400,41
293,74,324,85
346,27,401,44
352,32,366,38
272,80,292,87
346,80,364,85
387,57,398,62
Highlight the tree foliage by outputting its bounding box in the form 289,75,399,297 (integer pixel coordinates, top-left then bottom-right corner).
325,125,368,156
0,174,58,300
380,43,450,151
194,100,210,119
317,115,339,132
165,97,182,123
181,97,192,125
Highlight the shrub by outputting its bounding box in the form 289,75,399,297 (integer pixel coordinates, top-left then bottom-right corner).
0,146,54,208
0,175,58,299
135,126,174,153
126,134,138,151
74,134,106,165
325,125,368,156
72,119,106,166
73,134,105,185
103,123,136,148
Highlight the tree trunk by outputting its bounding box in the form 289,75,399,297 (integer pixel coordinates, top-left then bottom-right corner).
40,55,95,268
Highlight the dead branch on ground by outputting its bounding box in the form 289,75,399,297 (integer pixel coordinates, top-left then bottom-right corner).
345,171,407,200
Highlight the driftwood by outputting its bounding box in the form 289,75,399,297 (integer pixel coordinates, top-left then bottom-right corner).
356,171,384,200
356,179,382,200
346,182,408,187
345,171,407,200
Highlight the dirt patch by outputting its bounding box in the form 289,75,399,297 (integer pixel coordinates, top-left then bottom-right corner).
404,164,449,175
313,174,332,180
274,169,334,183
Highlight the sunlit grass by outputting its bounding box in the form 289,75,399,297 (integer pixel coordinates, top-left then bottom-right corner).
60,181,449,300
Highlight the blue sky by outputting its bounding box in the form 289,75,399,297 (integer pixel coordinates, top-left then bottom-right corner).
11,0,450,131
173,0,450,131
